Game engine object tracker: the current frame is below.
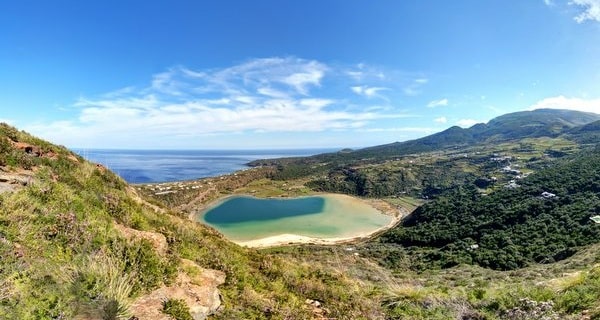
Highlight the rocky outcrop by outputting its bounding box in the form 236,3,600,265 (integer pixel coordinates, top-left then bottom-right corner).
129,259,225,320
0,171,32,194
9,141,59,159
12,142,43,157
113,223,168,255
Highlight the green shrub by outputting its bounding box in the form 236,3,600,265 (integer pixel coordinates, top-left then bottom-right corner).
0,123,19,141
102,299,129,320
161,299,193,320
556,267,600,313
111,238,177,294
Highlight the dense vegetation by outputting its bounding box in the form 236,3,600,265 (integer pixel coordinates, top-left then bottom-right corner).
378,149,600,270
305,156,479,198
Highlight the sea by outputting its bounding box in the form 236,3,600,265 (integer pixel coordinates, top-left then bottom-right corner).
73,149,336,184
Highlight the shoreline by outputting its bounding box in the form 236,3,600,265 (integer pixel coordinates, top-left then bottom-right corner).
190,192,406,249
233,204,403,248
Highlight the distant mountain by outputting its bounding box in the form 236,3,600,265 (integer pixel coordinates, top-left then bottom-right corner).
248,109,600,182
471,108,600,141
319,108,600,160
572,119,600,133
567,119,600,144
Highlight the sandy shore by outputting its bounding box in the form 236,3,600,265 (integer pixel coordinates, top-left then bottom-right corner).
234,208,402,248
193,192,406,249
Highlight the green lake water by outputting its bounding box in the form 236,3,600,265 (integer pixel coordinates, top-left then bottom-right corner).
200,194,393,241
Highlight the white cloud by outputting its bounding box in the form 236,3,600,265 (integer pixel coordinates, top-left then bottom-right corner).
527,95,600,113
434,116,448,123
456,119,481,128
281,61,326,95
427,98,449,108
345,63,387,81
346,71,364,80
257,86,288,98
27,57,412,148
544,0,553,6
403,78,428,96
356,127,437,133
571,0,600,23
350,86,389,99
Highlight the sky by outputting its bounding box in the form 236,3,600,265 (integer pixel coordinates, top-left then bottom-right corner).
1,0,600,149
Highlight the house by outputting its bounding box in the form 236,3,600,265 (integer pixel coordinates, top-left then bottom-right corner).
502,166,521,175
541,191,556,199
505,180,519,189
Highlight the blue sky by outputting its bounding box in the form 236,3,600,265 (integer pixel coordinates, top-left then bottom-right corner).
1,0,599,149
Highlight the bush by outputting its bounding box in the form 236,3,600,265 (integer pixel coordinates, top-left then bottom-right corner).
161,299,193,320
0,123,19,141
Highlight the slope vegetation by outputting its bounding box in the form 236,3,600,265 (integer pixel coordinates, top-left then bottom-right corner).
0,123,382,319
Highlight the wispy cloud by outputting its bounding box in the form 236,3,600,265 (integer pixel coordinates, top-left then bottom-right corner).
571,0,600,23
345,63,386,81
527,95,600,113
427,98,449,108
456,119,481,128
434,116,448,123
403,78,428,96
26,57,415,148
350,86,389,99
356,127,437,133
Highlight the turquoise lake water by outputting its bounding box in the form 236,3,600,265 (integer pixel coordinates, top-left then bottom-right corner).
200,194,393,242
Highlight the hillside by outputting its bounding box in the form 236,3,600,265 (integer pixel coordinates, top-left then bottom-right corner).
250,109,600,168
472,108,600,140
248,109,600,199
345,108,600,159
377,148,600,270
0,123,383,319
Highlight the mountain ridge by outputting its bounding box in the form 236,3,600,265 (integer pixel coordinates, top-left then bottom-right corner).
342,108,600,159
248,108,600,168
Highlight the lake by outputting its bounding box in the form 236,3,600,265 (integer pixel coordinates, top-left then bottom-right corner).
199,194,394,242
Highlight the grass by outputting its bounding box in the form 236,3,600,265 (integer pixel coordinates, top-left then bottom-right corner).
384,196,423,212
162,299,193,320
0,126,385,319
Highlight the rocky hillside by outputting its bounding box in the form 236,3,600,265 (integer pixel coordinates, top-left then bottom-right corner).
0,123,382,319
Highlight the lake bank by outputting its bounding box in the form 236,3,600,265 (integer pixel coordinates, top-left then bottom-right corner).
196,193,402,247
233,210,403,248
